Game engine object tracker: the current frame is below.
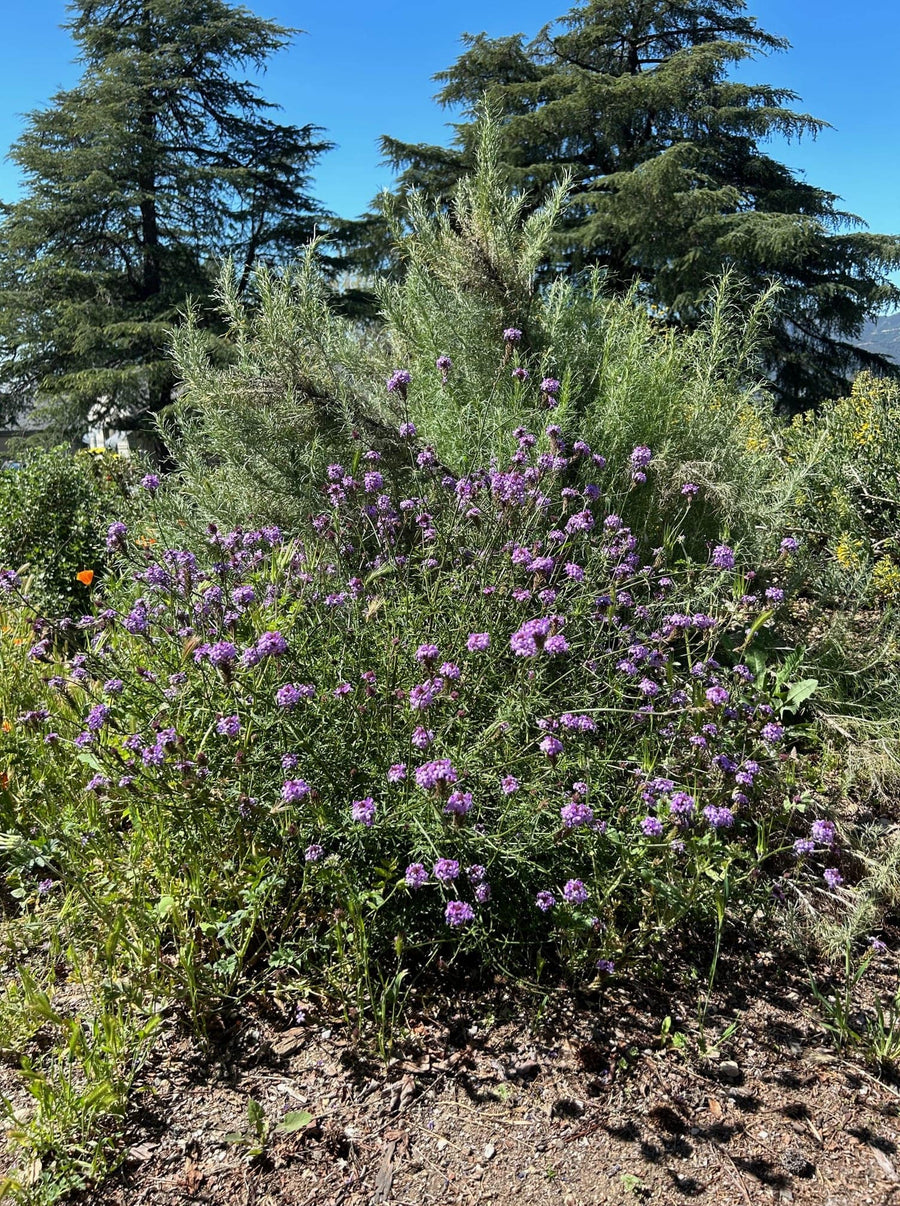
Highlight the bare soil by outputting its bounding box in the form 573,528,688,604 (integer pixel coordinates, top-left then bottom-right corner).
6,936,895,1206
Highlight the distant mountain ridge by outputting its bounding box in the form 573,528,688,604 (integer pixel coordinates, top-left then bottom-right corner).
858,313,900,364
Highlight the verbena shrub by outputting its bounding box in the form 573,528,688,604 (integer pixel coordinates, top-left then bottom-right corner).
0,448,137,617
0,415,843,1019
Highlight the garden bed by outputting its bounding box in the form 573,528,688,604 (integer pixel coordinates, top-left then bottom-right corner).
7,940,894,1206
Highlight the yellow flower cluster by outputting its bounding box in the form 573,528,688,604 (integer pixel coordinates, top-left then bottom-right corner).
872,556,900,601
834,533,864,572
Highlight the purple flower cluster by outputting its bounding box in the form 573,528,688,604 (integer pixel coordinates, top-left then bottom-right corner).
387,369,411,397
415,759,458,790
510,616,568,657
352,796,376,826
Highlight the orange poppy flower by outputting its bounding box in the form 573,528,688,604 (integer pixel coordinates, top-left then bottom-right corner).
76,570,95,586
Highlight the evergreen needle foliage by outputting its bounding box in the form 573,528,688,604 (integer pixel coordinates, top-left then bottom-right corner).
363,0,900,408
0,0,332,433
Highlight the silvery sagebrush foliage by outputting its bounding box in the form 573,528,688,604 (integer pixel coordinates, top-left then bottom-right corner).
166,113,802,574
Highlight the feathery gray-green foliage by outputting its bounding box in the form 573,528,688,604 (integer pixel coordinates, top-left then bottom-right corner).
169,110,802,564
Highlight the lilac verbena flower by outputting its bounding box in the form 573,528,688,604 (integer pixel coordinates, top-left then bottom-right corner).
512,367,529,382
793,838,815,856
561,801,594,829
216,715,241,737
761,721,784,744
446,900,475,926
232,584,255,608
123,607,149,636
563,879,589,904
282,779,311,803
436,355,452,378
0,570,20,592
415,758,458,790
415,643,440,664
641,816,664,837
276,683,303,709
141,473,161,493
103,678,124,696
669,792,695,822
510,616,567,657
706,685,730,706
86,703,111,731
388,763,407,783
352,796,376,826
86,774,110,792
256,631,287,657
711,544,735,570
540,735,563,759
630,445,652,470
409,679,442,710
811,819,836,846
433,858,459,883
305,844,324,862
364,470,384,493
411,726,435,750
503,327,522,343
208,641,238,668
540,377,561,396
681,483,699,497
444,790,473,816
106,521,128,551
501,775,519,794
467,632,490,653
565,510,594,534
399,421,417,439
596,959,615,974
780,536,799,553
823,867,843,890
387,369,411,397
282,754,299,770
561,713,596,732
703,805,735,829
405,863,429,889
536,890,556,912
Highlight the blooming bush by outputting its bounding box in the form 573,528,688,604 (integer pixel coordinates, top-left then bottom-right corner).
785,372,900,600
0,416,838,1013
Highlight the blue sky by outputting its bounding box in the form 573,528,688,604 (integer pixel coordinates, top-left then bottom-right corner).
1,0,898,244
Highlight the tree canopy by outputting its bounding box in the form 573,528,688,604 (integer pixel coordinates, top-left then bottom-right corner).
374,0,900,407
0,0,332,430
